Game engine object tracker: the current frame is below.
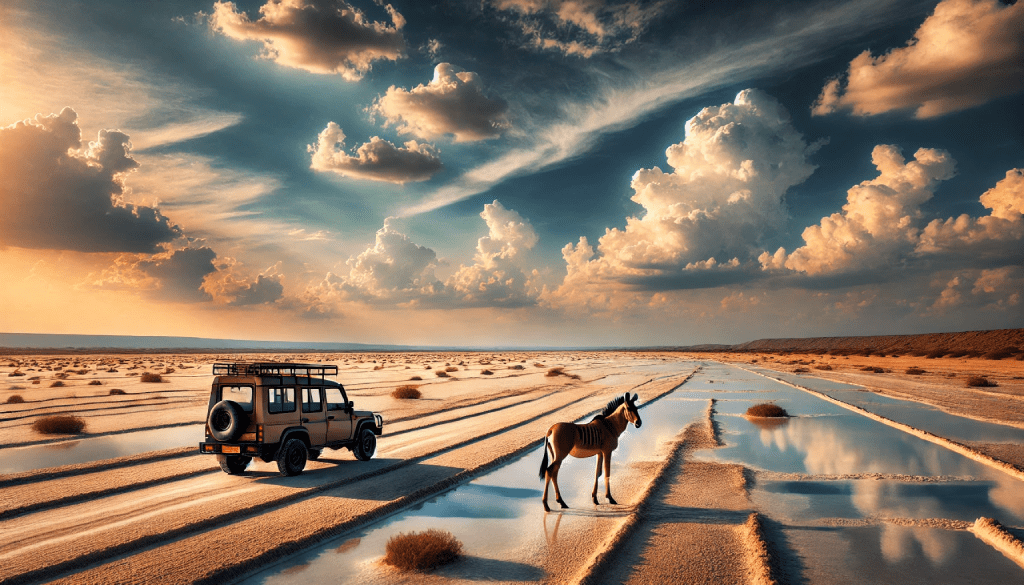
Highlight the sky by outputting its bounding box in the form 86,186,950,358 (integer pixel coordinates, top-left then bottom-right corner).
1,0,1022,347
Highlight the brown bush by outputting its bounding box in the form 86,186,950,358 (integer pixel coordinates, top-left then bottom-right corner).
163,367,175,374
382,529,462,572
793,367,809,373
140,372,163,383
546,367,565,377
409,376,423,381
8,370,25,377
480,369,494,375
508,364,524,370
435,370,449,377
109,388,127,395
925,349,948,359
966,376,997,388
50,380,66,387
6,394,25,404
813,364,833,371
444,366,458,372
746,403,789,418
534,363,545,368
983,348,1016,360
392,385,422,399
905,367,926,375
32,415,86,434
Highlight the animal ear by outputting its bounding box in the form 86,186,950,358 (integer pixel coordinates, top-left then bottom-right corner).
631,393,639,404
623,392,630,404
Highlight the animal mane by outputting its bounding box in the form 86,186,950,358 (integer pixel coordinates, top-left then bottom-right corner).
597,395,626,419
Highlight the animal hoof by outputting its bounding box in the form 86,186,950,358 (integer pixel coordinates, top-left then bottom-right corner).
592,496,599,505
558,500,569,509
607,496,618,505
543,503,551,512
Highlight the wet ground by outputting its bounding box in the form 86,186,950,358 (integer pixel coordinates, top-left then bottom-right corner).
240,361,1024,584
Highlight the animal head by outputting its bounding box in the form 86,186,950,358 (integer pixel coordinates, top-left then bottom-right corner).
623,392,641,428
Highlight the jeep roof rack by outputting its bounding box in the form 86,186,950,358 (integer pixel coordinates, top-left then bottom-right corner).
212,362,338,378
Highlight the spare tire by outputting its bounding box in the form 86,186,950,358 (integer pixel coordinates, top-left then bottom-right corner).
208,400,248,442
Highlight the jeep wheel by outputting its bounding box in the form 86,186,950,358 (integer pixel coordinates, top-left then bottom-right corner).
277,438,307,476
217,454,251,475
308,448,321,461
353,428,376,461
208,400,248,442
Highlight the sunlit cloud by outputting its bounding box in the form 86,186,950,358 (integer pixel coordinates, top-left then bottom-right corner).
372,63,509,142
309,122,443,184
208,0,406,81
812,0,1024,118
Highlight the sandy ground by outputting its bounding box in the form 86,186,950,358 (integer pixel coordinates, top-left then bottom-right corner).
1,351,1022,584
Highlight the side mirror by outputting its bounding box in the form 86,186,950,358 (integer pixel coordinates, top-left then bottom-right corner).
345,401,354,412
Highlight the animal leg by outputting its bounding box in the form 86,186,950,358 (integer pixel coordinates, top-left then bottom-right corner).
604,451,617,505
550,461,568,508
592,453,603,505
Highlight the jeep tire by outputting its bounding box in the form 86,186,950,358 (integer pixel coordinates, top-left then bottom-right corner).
218,454,251,475
353,427,376,461
277,438,307,476
208,400,248,442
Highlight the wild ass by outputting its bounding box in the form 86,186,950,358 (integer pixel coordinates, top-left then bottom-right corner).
539,393,642,511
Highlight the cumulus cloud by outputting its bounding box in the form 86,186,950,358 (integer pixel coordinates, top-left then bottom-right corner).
0,108,180,253
372,63,509,142
764,145,957,275
202,260,285,306
546,89,819,307
762,154,1023,276
490,0,668,57
812,0,1024,118
86,246,218,303
209,0,406,81
308,122,442,183
295,200,539,312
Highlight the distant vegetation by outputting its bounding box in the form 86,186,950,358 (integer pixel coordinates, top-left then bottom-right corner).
905,367,926,375
546,367,581,380
382,529,462,571
6,394,25,404
140,372,163,383
966,376,997,388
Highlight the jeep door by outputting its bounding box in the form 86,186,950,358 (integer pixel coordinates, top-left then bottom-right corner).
301,386,328,445
324,386,353,443
264,386,298,444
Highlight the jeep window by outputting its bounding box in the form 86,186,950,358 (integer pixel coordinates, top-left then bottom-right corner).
302,387,323,413
267,387,296,414
325,387,346,411
220,385,254,412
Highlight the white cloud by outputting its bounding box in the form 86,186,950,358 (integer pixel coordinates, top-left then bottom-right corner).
0,108,181,253
917,168,1024,254
546,89,818,307
372,63,509,142
308,122,442,184
763,145,956,275
209,0,406,81
812,0,1024,118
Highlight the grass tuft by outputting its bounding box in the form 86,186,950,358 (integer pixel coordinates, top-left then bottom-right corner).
382,529,462,572
88,380,103,385
480,369,494,375
50,380,66,387
746,403,789,418
392,385,422,399
6,394,26,404
444,366,458,372
140,372,163,383
435,370,449,377
905,367,926,375
109,388,127,395
32,415,86,434
409,376,422,381
965,376,997,388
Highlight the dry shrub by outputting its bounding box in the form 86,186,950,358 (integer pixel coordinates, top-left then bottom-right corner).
424,365,432,370
373,365,384,370
382,529,462,572
50,380,66,387
140,372,163,383
32,415,86,434
480,369,494,375
966,376,997,388
163,367,175,374
509,364,524,370
409,376,422,381
88,380,103,385
793,367,809,373
905,367,926,375
435,370,449,378
746,403,789,418
813,364,833,371
8,370,25,377
925,349,948,359
6,394,25,404
444,366,458,372
109,388,127,395
392,385,422,399
533,363,545,368
546,367,565,377
983,348,1017,360
947,350,968,358
860,366,885,373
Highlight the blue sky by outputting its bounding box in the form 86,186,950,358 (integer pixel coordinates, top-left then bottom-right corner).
1,0,1021,346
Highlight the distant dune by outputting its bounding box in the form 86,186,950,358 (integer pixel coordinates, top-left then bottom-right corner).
729,329,1023,354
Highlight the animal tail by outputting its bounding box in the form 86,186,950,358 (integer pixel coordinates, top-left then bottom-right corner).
539,434,549,480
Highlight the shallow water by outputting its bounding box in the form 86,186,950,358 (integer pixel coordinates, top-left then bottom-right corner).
239,379,708,584
752,367,1024,444
0,424,204,474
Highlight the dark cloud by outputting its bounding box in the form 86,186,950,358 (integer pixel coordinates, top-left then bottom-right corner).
227,274,285,305
0,108,180,253
137,247,218,302
209,0,406,81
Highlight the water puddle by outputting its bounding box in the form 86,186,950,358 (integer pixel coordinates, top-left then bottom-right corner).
0,424,204,474
751,367,1024,444
239,381,708,584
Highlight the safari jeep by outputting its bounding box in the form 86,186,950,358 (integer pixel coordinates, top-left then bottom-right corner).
199,362,383,476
